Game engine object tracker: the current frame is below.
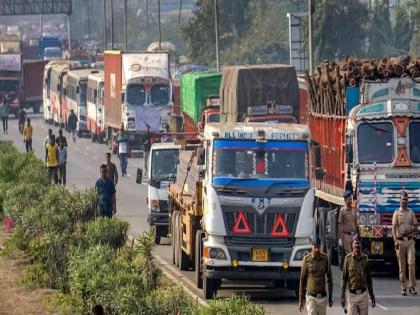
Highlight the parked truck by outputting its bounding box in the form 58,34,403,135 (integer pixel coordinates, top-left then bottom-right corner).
0,53,21,116
104,51,172,156
38,36,62,60
305,57,420,267
22,60,48,113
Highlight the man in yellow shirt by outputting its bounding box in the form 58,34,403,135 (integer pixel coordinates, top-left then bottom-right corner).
23,118,33,152
45,134,59,184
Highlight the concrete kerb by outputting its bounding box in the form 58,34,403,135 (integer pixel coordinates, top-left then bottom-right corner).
127,235,208,307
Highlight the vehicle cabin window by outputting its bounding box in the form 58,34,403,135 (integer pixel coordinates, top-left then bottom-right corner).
126,84,146,106
357,122,394,164
151,84,170,106
409,122,420,163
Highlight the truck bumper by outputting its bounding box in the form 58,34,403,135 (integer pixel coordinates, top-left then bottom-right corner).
148,212,169,226
205,265,301,281
361,236,420,262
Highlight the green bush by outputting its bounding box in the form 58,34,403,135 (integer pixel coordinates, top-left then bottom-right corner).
85,217,128,250
200,296,266,315
144,285,198,315
136,230,160,290
44,293,85,315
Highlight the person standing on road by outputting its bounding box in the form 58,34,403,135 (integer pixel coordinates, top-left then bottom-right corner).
18,107,27,134
392,191,418,296
341,235,375,315
143,125,152,176
44,128,53,148
57,128,68,147
0,98,9,134
68,109,78,143
105,152,118,186
117,125,128,176
23,118,33,152
338,191,358,268
45,134,59,184
299,235,333,315
95,164,116,218
58,140,67,186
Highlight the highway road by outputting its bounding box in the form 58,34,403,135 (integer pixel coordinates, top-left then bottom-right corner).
1,114,419,315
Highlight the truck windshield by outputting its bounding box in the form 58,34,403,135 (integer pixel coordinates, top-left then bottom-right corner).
357,122,394,164
151,149,179,185
0,80,18,91
151,84,170,106
79,83,87,107
44,47,62,59
126,84,146,106
409,122,420,163
213,140,308,179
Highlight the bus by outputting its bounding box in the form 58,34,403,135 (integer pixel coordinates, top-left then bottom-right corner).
87,71,105,142
43,60,68,124
49,63,69,127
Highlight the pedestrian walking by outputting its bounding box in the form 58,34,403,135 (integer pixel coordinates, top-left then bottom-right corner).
44,128,53,148
18,107,27,134
23,118,33,152
95,164,116,218
58,141,67,185
45,134,59,184
299,235,333,315
106,152,118,186
338,191,358,268
117,125,128,176
57,128,68,147
68,109,78,143
0,98,9,134
143,125,152,176
392,191,418,296
341,235,375,315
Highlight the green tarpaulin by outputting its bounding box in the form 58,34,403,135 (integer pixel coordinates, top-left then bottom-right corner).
180,71,222,123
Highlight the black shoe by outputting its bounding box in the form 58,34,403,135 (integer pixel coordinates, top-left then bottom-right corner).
409,287,417,295
401,285,407,296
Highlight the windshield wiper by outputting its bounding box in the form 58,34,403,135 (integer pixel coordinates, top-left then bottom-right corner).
361,119,389,133
264,180,305,194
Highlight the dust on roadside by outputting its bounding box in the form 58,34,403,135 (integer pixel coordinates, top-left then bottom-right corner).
0,224,60,315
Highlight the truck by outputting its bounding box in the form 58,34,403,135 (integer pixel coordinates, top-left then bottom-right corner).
38,36,62,60
22,60,48,113
168,122,314,299
0,53,22,116
180,71,222,133
305,57,420,267
87,71,105,142
103,51,172,156
138,142,180,245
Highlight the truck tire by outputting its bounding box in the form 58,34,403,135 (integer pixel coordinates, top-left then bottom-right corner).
287,280,300,297
154,226,162,245
33,103,40,114
203,273,218,299
178,213,190,271
195,230,204,289
171,211,178,265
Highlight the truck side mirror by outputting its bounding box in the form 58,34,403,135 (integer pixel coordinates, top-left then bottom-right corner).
312,141,325,180
345,142,353,164
136,168,142,184
57,83,60,91
121,92,125,103
76,86,79,94
197,148,205,166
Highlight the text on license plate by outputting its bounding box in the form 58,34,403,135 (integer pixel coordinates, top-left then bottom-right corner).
252,248,269,262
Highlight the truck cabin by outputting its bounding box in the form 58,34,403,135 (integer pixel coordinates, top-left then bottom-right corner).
0,78,19,106
124,76,171,108
44,47,62,61
245,104,297,123
149,144,180,189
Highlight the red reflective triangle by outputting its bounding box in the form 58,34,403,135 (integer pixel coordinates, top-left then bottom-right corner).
271,214,289,237
232,211,252,234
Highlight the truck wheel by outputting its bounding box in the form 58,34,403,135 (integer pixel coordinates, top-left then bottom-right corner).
78,130,83,138
178,213,190,271
33,103,40,114
287,280,300,297
91,132,96,143
203,273,218,299
154,226,162,245
195,230,204,288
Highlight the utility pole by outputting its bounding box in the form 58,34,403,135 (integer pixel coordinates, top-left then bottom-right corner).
145,0,149,35
67,14,71,53
110,0,114,49
40,14,43,37
308,0,314,74
104,0,107,50
214,0,220,71
158,0,162,50
124,0,128,51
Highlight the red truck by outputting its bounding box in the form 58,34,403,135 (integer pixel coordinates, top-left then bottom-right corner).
0,53,21,116
22,60,48,113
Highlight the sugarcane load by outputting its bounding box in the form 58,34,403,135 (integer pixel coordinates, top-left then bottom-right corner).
304,56,420,270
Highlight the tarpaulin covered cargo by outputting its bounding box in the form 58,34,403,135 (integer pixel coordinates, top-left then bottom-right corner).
181,71,221,123
220,64,300,122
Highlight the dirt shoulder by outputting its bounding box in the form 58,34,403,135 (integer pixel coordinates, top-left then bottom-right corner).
0,225,59,315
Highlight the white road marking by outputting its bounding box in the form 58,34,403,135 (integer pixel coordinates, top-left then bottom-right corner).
376,303,389,311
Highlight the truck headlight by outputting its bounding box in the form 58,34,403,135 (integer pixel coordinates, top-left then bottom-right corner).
127,119,135,129
294,249,310,261
204,247,227,260
150,199,160,212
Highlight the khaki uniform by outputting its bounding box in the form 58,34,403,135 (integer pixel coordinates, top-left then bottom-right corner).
299,252,333,315
338,207,358,254
341,253,374,315
392,207,418,288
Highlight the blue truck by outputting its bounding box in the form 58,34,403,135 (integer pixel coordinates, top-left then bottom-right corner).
38,36,62,60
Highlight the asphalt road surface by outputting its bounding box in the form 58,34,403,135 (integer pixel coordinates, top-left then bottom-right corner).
1,114,419,315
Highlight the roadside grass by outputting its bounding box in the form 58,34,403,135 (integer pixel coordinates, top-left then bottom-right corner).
0,140,266,315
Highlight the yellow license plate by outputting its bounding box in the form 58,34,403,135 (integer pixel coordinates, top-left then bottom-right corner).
371,241,383,255
252,248,269,262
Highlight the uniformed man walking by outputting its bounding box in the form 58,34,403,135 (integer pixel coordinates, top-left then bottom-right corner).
299,235,333,315
341,235,375,315
338,191,358,267
392,191,418,295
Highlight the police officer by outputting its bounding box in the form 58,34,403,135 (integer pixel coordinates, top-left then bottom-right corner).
338,191,358,260
392,191,418,295
299,235,333,315
341,235,375,315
